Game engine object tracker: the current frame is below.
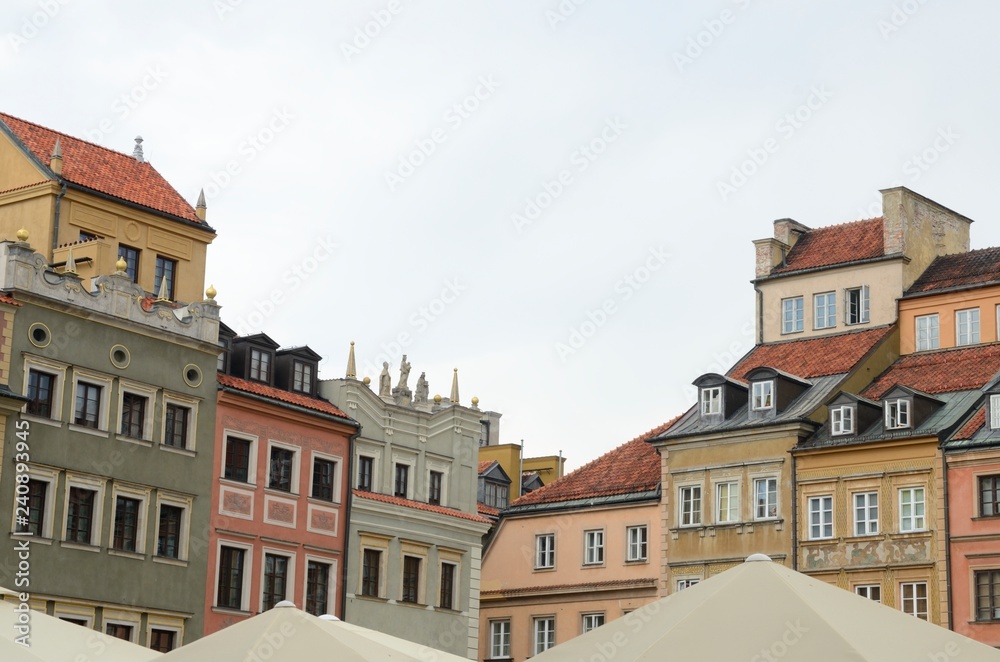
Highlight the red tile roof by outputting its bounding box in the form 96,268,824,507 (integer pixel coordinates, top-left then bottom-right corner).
478,503,501,517
861,344,1000,400
769,218,885,275
0,181,50,196
478,460,495,475
953,407,986,441
481,578,657,597
906,247,1000,295
510,417,678,507
353,489,491,524
0,113,205,225
217,373,351,419
0,295,20,307
729,326,894,381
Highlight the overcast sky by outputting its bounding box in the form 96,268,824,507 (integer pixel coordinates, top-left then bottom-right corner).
4,1,999,471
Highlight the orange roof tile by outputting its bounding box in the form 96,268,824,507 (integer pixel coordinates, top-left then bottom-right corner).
481,578,657,597
0,181,50,196
0,113,205,225
478,460,495,475
953,407,986,441
770,218,885,275
906,247,1000,295
0,295,20,307
217,373,352,419
511,417,678,507
478,503,501,517
729,326,894,381
861,344,1000,400
353,489,491,524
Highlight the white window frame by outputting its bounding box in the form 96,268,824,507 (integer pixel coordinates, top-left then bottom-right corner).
70,369,113,433
991,394,1000,431
266,440,302,494
160,392,199,453
146,624,183,653
438,558,459,610
354,444,382,492
679,485,702,527
117,380,156,442
259,548,296,612
583,529,605,565
751,381,774,411
425,458,451,506
846,286,870,325
103,613,141,644
110,483,151,555
214,539,254,611
11,465,58,538
716,481,739,523
915,314,939,351
303,555,336,616
899,487,926,532
533,616,555,655
391,451,417,500
855,584,882,602
489,620,511,659
831,405,854,436
63,473,106,548
676,578,700,591
814,292,837,329
782,297,804,334
957,308,981,346
884,399,910,430
22,356,68,423
626,525,648,562
581,613,605,633
153,491,192,562
753,477,778,520
535,533,555,569
853,491,879,536
221,430,259,485
308,450,344,503
808,495,833,540
901,581,928,619
700,387,721,415
359,537,389,598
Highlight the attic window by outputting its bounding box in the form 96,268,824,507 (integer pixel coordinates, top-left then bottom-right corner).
831,405,854,436
249,348,272,382
884,399,910,430
700,387,721,416
292,360,313,394
751,381,774,411
991,394,1000,430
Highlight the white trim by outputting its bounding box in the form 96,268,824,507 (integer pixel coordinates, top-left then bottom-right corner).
807,494,833,540
535,533,555,569
583,529,605,566
116,380,157,442
161,392,199,451
153,491,192,561
899,486,926,532
957,307,981,346
751,381,774,411
71,369,113,431
853,491,879,536
308,450,343,503
700,387,722,415
678,483,703,527
715,480,740,524
62,473,106,547
22,355,67,422
915,313,939,351
222,430,259,485
259,547,296,612
266,439,301,494
110,483,151,555
625,524,648,562
831,405,855,436
103,613,141,644
752,476,779,520
214,539,254,611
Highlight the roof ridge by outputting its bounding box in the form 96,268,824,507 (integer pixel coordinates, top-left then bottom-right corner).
808,216,884,231
0,112,140,161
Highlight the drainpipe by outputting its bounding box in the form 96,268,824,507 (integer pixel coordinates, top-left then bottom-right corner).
942,446,954,630
518,439,524,500
790,451,798,570
340,428,360,620
52,182,67,252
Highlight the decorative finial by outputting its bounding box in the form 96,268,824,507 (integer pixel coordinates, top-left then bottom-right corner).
64,247,78,275
50,138,63,175
205,284,217,300
156,275,170,301
15,227,28,243
115,256,128,273
363,376,371,386
346,341,357,379
133,136,145,163
51,138,62,159
450,368,460,404
472,397,479,406
434,394,442,404
195,188,207,221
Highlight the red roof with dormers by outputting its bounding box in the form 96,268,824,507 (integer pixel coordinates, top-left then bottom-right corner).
769,218,885,275
353,489,491,524
0,113,205,225
217,373,351,419
861,344,1000,401
953,407,986,441
728,325,894,382
905,247,1000,295
510,417,678,508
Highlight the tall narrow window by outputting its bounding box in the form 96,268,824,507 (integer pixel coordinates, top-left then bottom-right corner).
814,292,836,329
249,348,271,382
782,297,804,334
66,487,96,545
157,505,182,559
119,245,140,283
853,491,878,536
680,486,702,526
808,495,833,539
716,482,739,523
154,256,176,299
357,456,374,491
224,437,252,482
292,361,313,393
262,553,289,610
163,404,190,448
217,546,245,609
584,530,604,565
490,620,511,659
74,382,101,429
976,570,1000,621
535,534,555,569
957,308,981,346
899,487,925,532
394,463,409,498
26,370,55,418
915,314,939,351
361,549,381,597
306,561,331,616
112,496,141,552
312,458,336,501
901,582,928,620
626,525,648,561
754,477,778,519
429,470,443,505
439,562,456,610
402,555,420,603
17,480,47,536
846,286,870,325
533,617,555,655
119,393,146,439
269,447,295,492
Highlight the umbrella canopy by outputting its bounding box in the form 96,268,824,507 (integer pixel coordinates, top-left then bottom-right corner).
532,554,1000,661
160,602,469,661
0,592,161,661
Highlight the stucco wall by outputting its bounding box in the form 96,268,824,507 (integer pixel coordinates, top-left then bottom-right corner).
899,285,1000,354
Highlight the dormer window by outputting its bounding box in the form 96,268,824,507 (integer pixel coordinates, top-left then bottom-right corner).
292,360,313,393
885,399,910,429
991,394,1000,430
250,348,272,382
831,405,854,436
701,387,722,415
751,381,774,411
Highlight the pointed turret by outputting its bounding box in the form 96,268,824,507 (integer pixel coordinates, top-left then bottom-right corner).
50,138,63,176
450,368,460,404
195,188,207,221
346,341,357,379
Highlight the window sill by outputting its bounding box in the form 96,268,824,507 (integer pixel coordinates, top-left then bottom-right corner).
109,548,146,560
624,558,649,565
10,533,53,545
159,445,196,457
212,606,252,616
20,414,62,428
153,555,188,567
353,594,389,603
582,563,606,569
220,478,257,489
532,566,556,573
397,600,428,609
971,516,1000,522
264,488,299,498
889,530,929,539
60,541,101,553
68,425,109,438
116,435,153,447
307,496,341,507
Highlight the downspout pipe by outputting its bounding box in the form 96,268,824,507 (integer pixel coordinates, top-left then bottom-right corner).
791,450,798,571
340,428,360,620
941,441,954,630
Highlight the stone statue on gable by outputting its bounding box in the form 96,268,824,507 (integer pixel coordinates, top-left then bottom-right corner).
379,361,391,396
415,372,428,404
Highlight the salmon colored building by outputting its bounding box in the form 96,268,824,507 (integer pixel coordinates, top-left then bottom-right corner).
479,420,674,661
205,330,359,634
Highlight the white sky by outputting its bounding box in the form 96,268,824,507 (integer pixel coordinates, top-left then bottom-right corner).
4,1,999,471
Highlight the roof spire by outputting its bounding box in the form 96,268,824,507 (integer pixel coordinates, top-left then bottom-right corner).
156,274,170,301
346,341,357,379
64,247,77,275
50,138,63,175
450,368,460,403
195,188,207,221
132,136,144,162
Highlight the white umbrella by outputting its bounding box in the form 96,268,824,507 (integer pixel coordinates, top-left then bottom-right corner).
532,554,1000,661
160,602,468,661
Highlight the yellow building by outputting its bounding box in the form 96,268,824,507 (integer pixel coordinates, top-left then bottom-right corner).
0,113,214,303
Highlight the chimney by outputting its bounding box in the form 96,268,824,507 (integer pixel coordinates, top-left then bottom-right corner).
132,136,145,162
773,218,810,249
50,138,63,176
753,238,786,279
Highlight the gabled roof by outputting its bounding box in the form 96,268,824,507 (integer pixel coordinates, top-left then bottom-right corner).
769,218,885,276
276,345,323,361
233,333,280,349
729,325,894,382
510,417,678,509
0,112,206,226
217,372,352,420
905,246,1000,296
353,489,491,524
478,460,496,475
861,344,1000,400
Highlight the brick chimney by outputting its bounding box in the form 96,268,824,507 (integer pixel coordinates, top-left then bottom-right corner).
773,218,810,248
752,219,810,279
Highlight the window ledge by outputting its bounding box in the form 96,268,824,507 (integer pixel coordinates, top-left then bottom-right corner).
582,563,606,569
353,594,389,604
60,541,101,553
532,566,556,573
889,531,930,540
220,478,257,489
68,425,109,438
971,516,1000,522
109,549,146,560
153,555,188,567
397,600,429,609
307,497,341,507
20,414,62,428
159,445,196,457
10,533,53,545
212,607,251,616
117,435,153,447
264,488,299,498
624,558,649,565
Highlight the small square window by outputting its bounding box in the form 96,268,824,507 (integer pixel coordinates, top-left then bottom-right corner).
751,381,773,411
884,399,910,430
855,585,881,603
782,297,804,334
831,405,854,436
700,387,721,416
